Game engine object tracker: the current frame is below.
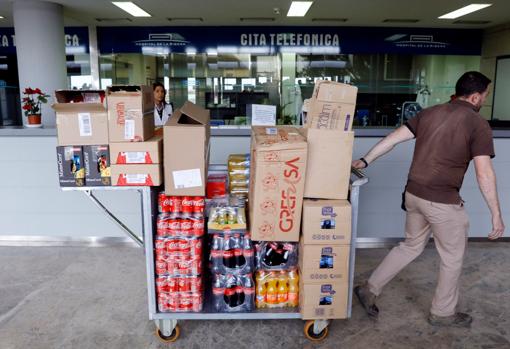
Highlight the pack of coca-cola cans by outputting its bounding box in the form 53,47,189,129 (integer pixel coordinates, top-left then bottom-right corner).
210,233,255,275
212,273,255,312
255,242,298,271
156,275,203,312
158,194,205,216
155,193,206,313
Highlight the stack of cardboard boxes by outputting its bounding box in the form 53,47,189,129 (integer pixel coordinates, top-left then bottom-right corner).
54,85,163,187
106,86,163,186
298,81,357,320
54,90,111,187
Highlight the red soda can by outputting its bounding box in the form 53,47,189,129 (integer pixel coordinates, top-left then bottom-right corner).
166,239,180,253
191,257,201,275
157,293,170,312
156,214,170,237
158,192,172,213
179,294,193,312
178,239,191,254
167,294,179,312
192,292,202,312
189,239,203,257
180,219,192,237
167,218,181,237
155,258,167,275
181,197,193,216
192,196,205,215
178,260,190,276
155,277,168,293
167,277,178,293
190,217,204,237
169,196,182,215
189,276,203,292
154,239,167,259
167,260,178,276
178,277,191,292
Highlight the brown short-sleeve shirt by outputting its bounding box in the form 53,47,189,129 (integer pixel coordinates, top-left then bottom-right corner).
404,99,495,204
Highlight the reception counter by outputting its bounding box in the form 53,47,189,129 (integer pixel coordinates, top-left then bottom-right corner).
0,126,508,243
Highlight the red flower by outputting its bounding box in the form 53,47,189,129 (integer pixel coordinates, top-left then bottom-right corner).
22,104,31,110
34,88,42,94
23,87,34,95
22,97,29,102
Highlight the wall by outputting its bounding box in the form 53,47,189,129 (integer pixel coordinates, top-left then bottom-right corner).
480,23,510,119
0,135,508,240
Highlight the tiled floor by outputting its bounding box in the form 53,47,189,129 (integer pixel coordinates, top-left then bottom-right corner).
0,243,509,349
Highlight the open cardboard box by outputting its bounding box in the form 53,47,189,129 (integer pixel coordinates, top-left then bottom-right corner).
164,101,210,196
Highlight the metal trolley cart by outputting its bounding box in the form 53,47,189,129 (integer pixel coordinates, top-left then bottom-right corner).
63,168,367,343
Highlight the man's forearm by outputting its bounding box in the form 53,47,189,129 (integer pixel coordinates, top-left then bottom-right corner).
362,126,415,164
477,170,502,218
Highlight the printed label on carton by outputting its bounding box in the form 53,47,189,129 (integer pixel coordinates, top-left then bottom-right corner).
124,119,135,140
173,169,202,189
265,127,277,135
78,113,92,136
125,174,147,184
125,152,146,163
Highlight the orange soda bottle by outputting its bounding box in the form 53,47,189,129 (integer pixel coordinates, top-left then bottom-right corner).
287,268,299,307
277,270,289,307
266,272,278,307
255,270,267,308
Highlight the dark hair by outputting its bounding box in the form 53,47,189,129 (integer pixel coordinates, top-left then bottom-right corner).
153,82,165,91
455,71,491,97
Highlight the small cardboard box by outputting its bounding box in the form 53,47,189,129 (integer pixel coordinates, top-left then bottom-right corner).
249,126,307,242
110,135,163,164
53,90,109,146
106,85,154,142
110,164,162,186
299,241,350,284
306,81,357,130
83,145,111,186
300,280,348,319
302,199,352,245
56,146,85,187
301,129,354,200
164,101,210,196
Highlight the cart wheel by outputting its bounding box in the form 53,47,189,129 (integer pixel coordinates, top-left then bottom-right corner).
304,320,329,342
156,324,180,343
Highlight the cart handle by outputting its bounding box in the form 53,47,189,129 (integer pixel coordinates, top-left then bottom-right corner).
351,167,369,187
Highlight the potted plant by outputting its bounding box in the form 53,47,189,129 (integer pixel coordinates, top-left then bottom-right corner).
22,87,50,127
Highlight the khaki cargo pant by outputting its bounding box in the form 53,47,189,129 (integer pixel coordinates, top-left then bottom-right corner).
367,191,469,317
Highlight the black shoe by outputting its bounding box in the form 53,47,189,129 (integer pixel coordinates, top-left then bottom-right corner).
427,312,473,328
354,285,379,319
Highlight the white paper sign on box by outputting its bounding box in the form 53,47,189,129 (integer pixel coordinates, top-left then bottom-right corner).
248,104,277,126
172,169,203,189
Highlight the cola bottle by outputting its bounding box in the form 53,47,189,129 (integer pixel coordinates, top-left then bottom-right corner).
212,275,226,311
235,284,245,308
224,274,238,308
263,242,278,266
232,234,246,270
210,234,223,273
242,234,254,273
223,235,235,270
242,273,255,310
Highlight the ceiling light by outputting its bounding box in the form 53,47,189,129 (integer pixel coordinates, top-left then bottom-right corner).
0,16,4,19
112,2,151,17
287,1,313,17
438,4,492,19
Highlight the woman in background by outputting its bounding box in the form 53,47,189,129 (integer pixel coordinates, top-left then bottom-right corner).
153,82,173,127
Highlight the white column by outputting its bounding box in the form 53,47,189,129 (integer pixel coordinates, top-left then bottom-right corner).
88,25,100,89
13,0,67,127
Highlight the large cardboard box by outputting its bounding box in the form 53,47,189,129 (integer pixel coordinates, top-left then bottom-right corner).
299,241,350,284
300,280,348,319
110,135,163,164
110,164,162,186
53,90,109,146
56,146,85,187
83,145,111,186
301,129,354,200
249,126,307,242
302,199,352,245
106,85,154,142
164,101,210,196
306,81,357,130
